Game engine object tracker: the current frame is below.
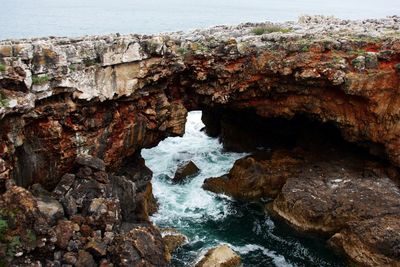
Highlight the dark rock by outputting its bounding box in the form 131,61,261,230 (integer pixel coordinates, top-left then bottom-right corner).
173,161,200,183
75,155,106,171
109,175,137,222
75,250,96,267
85,239,107,257
203,150,301,200
53,174,75,199
54,220,75,250
111,225,168,267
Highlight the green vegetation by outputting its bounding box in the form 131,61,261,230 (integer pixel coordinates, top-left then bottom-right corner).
0,92,8,107
0,219,8,239
68,64,77,72
83,58,97,67
32,74,50,85
26,229,36,244
177,47,189,55
0,64,5,72
7,236,21,257
252,25,292,35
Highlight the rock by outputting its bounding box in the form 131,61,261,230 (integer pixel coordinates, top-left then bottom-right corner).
75,155,106,171
36,196,64,223
111,225,168,267
160,228,188,262
54,220,75,250
195,245,241,267
329,215,400,266
75,250,96,267
85,239,107,257
173,161,200,183
203,150,302,200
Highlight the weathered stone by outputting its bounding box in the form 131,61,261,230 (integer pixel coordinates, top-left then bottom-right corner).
36,196,64,223
195,245,241,267
203,150,301,200
75,250,96,267
111,225,168,267
85,239,107,257
173,161,200,183
54,220,75,250
75,155,106,171
160,228,188,262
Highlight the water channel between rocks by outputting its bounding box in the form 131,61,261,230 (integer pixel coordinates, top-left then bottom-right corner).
141,111,347,267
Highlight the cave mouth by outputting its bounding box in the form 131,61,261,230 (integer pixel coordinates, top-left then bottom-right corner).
201,107,386,164
141,110,359,266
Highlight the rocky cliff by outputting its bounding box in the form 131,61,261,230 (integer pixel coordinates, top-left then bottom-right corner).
0,15,400,266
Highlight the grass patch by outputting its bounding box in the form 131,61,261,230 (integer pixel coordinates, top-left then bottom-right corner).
0,64,5,72
252,25,291,35
32,74,50,85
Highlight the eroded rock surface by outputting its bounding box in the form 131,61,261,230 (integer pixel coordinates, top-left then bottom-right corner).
173,160,200,183
195,245,241,267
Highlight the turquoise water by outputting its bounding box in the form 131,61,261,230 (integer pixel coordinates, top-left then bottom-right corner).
142,111,347,267
1,0,399,39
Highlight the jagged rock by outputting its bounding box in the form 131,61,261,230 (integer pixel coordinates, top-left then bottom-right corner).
195,245,241,267
54,220,75,250
75,155,106,171
329,215,400,266
111,225,169,267
160,228,188,262
203,150,302,200
85,239,107,257
75,250,96,267
173,161,200,183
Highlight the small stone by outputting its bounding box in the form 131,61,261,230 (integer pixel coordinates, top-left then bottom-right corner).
63,252,77,265
36,197,64,223
85,239,107,257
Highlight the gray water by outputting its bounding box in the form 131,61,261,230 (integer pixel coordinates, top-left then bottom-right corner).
1,0,399,40
142,111,347,267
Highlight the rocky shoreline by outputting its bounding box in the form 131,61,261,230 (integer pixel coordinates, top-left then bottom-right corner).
1,15,400,266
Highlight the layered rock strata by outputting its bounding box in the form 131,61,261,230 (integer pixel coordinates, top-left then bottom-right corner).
0,15,400,266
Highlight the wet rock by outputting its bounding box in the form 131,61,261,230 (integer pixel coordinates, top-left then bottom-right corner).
195,245,241,267
75,155,106,171
173,161,200,183
160,228,188,262
203,150,302,200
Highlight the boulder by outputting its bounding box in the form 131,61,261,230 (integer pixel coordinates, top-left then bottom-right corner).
196,245,241,267
329,215,400,266
173,161,200,183
203,150,301,200
111,225,169,267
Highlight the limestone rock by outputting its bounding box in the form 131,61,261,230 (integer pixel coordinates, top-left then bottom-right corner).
173,161,200,183
196,245,241,267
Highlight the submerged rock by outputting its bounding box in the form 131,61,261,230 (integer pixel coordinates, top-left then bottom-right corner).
195,245,241,267
173,160,200,183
